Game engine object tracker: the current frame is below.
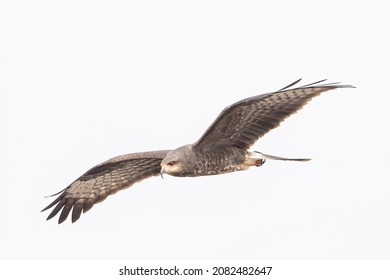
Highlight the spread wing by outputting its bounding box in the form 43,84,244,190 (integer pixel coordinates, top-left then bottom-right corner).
194,79,354,151
42,150,170,224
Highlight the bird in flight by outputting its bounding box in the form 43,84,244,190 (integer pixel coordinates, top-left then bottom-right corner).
42,79,354,224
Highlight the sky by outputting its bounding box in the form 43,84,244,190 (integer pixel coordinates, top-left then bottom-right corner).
1,0,389,260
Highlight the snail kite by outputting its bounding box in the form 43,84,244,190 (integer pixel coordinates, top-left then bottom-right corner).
42,79,354,223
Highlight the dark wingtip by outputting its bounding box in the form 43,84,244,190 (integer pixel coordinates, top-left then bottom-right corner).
301,79,356,89
57,202,74,224
279,79,355,91
300,79,327,88
278,78,302,91
71,202,83,223
41,193,64,212
44,187,67,198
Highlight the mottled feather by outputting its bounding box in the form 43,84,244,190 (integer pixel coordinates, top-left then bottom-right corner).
194,80,354,151
42,150,170,223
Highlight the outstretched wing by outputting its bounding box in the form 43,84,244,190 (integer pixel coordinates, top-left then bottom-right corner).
194,79,354,151
42,150,170,224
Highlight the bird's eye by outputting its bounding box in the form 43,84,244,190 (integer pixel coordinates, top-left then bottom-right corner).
167,161,175,166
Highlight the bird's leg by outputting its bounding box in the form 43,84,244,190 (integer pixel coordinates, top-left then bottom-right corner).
243,151,267,168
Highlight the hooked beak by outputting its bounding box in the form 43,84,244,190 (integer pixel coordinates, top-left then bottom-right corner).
160,168,165,179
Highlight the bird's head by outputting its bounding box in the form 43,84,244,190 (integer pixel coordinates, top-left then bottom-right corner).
160,145,196,177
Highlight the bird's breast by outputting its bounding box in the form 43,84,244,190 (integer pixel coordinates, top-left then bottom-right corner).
194,149,246,176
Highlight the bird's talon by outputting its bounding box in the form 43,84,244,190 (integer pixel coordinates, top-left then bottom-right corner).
255,159,266,167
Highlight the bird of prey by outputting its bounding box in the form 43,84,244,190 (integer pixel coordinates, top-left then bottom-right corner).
42,79,353,224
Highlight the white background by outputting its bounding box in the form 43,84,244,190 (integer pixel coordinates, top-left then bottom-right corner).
1,0,389,261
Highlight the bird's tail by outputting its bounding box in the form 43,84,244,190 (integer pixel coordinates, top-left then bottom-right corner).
253,151,311,162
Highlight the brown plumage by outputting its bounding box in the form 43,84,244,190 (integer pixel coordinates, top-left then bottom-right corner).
42,150,170,224
42,79,354,223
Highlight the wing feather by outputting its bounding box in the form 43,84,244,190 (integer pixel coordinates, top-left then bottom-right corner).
42,150,170,223
194,80,354,150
